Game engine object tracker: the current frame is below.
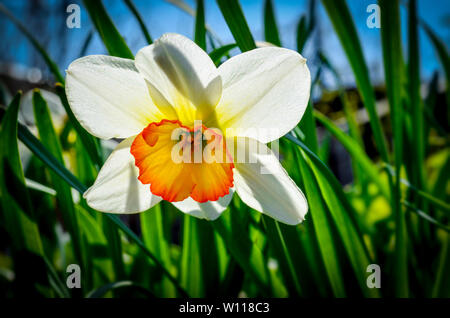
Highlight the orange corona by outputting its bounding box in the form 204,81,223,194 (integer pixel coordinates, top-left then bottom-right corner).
130,119,234,203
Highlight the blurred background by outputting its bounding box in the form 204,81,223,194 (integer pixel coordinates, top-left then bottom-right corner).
0,0,449,88
0,0,448,299
0,0,449,183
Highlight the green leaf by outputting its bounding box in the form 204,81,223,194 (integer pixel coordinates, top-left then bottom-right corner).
432,233,450,297
296,15,308,53
17,123,188,296
216,0,256,52
79,30,94,57
263,0,281,46
0,93,43,255
314,111,389,199
0,93,48,295
286,133,379,297
102,216,126,281
402,201,450,232
106,214,188,296
212,209,271,296
180,215,220,297
296,151,346,297
378,0,408,297
262,217,303,296
209,43,237,65
194,0,206,50
86,280,154,298
321,0,389,162
55,84,102,168
124,0,153,44
140,204,175,297
166,0,224,46
407,0,426,190
0,4,64,83
76,205,107,245
18,123,87,193
83,0,134,59
32,90,86,268
420,20,450,107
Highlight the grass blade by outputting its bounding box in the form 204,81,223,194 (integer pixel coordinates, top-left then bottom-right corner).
83,0,134,59
216,0,256,52
296,15,308,53
321,0,389,162
407,0,426,190
296,150,346,297
209,43,237,65
402,201,450,232
86,281,154,298
379,0,408,297
55,84,102,168
32,90,86,274
194,0,206,50
262,217,302,296
17,123,188,296
212,210,271,296
314,111,389,199
124,0,153,44
263,0,281,46
0,93,49,295
140,204,175,297
286,133,379,297
420,20,450,108
0,4,64,83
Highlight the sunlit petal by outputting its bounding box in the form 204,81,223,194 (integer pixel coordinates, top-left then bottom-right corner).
66,55,165,139
233,137,308,225
135,33,222,125
172,191,234,220
216,47,310,143
84,137,162,213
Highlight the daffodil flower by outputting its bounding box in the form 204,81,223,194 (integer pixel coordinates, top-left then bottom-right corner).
65,33,310,225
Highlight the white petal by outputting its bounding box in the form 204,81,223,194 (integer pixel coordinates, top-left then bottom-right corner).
233,138,308,225
84,137,162,213
216,47,310,143
135,33,221,125
171,191,234,220
20,89,66,129
66,55,165,139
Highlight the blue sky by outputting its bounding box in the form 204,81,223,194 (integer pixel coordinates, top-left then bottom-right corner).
1,0,449,88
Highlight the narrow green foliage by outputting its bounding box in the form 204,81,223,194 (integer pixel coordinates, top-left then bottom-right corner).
216,0,256,52
194,0,206,50
32,90,85,270
0,4,64,83
212,210,271,296
262,217,302,296
296,153,346,297
0,93,48,296
408,0,426,191
321,0,389,162
83,0,134,59
314,111,389,199
378,0,408,297
16,123,188,296
55,84,102,168
124,0,153,44
263,0,281,46
209,43,238,65
296,16,308,53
